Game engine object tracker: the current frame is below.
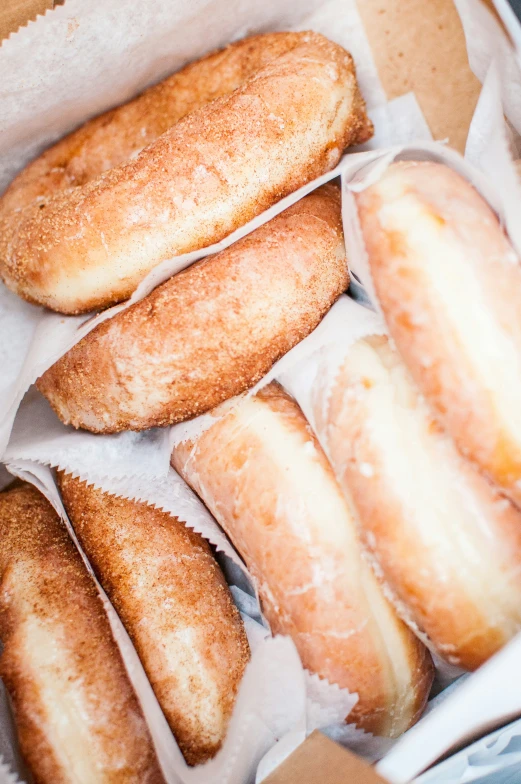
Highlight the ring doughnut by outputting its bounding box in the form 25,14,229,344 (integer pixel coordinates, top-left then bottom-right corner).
0,32,371,314
58,472,250,766
37,184,348,433
0,482,164,783
0,33,313,216
171,382,434,738
309,332,521,670
356,161,521,504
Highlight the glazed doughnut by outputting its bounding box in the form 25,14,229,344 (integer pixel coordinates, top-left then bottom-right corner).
37,184,348,433
356,161,521,505
0,32,371,314
307,331,521,670
58,473,250,766
171,382,434,738
0,482,164,784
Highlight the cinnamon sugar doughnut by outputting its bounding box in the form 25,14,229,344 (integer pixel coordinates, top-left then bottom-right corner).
0,483,164,784
310,333,521,670
37,184,348,433
356,161,521,505
172,382,434,738
58,473,250,766
0,32,371,314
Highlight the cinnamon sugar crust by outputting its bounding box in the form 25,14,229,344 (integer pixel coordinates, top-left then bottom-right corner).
37,184,348,433
0,32,371,314
58,473,250,766
0,483,164,784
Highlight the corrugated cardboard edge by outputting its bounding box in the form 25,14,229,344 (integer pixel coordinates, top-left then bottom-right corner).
262,731,389,784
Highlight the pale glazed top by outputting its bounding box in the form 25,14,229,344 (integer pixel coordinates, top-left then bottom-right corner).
172,383,433,738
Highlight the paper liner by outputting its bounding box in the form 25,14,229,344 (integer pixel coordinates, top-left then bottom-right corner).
0,0,432,459
5,460,361,784
464,60,521,253
453,0,521,253
454,0,521,134
416,714,521,783
4,388,171,481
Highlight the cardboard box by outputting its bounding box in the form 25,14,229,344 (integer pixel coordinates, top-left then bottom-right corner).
1,2,520,784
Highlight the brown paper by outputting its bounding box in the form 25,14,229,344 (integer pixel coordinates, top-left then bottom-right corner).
262,731,389,784
0,0,53,41
356,0,482,151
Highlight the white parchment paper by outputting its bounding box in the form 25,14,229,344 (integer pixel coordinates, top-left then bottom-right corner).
2,0,520,782
4,460,360,784
0,0,431,459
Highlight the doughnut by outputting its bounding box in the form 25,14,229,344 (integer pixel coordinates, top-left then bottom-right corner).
37,184,348,433
0,33,314,216
58,473,250,766
356,161,521,505
171,382,434,738
0,482,164,784
308,333,521,670
0,32,372,314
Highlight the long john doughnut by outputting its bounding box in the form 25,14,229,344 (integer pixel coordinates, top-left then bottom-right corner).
0,483,164,784
356,161,521,506
171,382,434,738
58,473,250,766
37,184,348,433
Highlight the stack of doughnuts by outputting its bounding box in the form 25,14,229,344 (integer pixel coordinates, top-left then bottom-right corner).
0,31,369,314
0,483,165,783
2,17,521,784
172,382,434,738
0,30,375,779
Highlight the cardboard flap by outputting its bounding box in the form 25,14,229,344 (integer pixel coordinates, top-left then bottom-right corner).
0,0,54,41
263,731,389,784
356,0,482,151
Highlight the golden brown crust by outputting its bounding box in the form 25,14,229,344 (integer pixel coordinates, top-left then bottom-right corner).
37,184,348,433
172,382,433,738
57,473,250,766
0,32,371,314
0,483,164,784
356,160,521,505
318,335,521,670
0,34,313,216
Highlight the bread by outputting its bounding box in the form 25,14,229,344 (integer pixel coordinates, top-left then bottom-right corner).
37,184,348,433
0,482,164,783
171,382,434,738
311,334,521,670
58,473,250,765
0,32,371,314
355,160,521,505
